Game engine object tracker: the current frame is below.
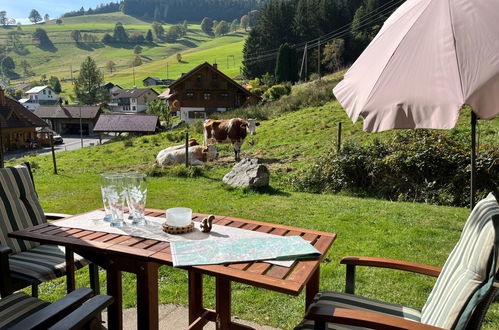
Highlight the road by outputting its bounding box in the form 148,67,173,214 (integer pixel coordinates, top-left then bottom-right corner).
4,135,113,161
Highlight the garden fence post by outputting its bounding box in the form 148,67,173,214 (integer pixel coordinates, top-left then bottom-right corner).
50,135,57,175
337,122,342,154
185,132,189,168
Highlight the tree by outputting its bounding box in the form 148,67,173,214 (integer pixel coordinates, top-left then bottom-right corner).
145,30,153,42
49,76,62,93
132,55,142,67
200,17,213,36
176,53,182,63
101,33,113,44
248,10,259,27
214,21,229,37
113,22,128,43
230,19,239,32
165,25,182,42
134,45,143,54
74,56,109,105
55,19,63,25
19,60,32,76
146,99,171,127
44,13,49,22
151,21,164,39
182,20,188,35
71,30,82,43
322,39,345,72
240,15,249,31
28,9,43,24
274,43,298,83
0,11,7,26
106,60,117,73
32,28,54,49
0,56,16,78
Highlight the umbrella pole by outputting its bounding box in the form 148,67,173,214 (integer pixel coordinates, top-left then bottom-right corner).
470,111,477,210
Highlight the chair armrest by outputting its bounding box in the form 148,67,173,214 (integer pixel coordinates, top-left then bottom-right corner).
305,305,444,330
341,257,441,277
45,213,72,220
0,245,13,297
47,294,114,330
7,287,94,330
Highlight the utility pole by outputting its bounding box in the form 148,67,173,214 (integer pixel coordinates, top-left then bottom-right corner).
305,44,308,81
299,42,308,81
317,38,321,79
166,62,169,79
70,64,73,84
132,65,136,87
79,107,83,148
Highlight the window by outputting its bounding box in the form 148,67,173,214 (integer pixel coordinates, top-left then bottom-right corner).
186,93,194,99
123,105,130,111
132,106,136,111
203,93,211,100
219,93,228,100
43,90,46,94
196,74,202,82
188,111,206,119
49,90,52,95
143,97,147,103
212,75,218,81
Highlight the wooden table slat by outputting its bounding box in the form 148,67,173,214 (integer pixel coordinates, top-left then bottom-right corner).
133,239,161,250
69,230,97,239
227,263,251,271
145,242,170,252
265,265,294,279
255,226,273,233
241,223,258,231
92,233,121,242
105,235,134,245
302,233,319,243
118,237,145,247
81,231,109,241
246,262,272,275
285,230,303,236
55,228,83,237
269,228,287,236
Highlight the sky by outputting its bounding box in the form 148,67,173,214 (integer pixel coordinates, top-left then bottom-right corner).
2,0,109,23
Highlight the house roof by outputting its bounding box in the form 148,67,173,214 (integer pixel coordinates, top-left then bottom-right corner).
34,105,101,119
116,88,158,99
13,83,31,91
0,96,48,129
93,114,159,133
169,62,258,98
143,77,161,81
26,86,50,94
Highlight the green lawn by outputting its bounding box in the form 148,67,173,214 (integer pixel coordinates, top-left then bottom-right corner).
6,77,499,328
1,12,247,98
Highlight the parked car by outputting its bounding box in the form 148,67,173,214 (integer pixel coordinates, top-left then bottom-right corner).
52,133,64,144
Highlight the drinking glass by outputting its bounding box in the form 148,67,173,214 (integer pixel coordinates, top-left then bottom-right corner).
99,173,114,222
125,173,147,226
104,173,126,227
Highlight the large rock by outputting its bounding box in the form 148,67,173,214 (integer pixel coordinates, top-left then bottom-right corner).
223,158,270,188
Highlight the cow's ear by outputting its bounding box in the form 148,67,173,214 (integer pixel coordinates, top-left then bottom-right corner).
255,122,260,126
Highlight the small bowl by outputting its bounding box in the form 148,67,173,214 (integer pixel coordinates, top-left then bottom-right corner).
166,207,192,227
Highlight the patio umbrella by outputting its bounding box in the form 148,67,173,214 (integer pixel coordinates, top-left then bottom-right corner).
333,0,499,208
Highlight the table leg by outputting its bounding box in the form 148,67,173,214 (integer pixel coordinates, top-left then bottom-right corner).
137,262,159,330
305,266,320,311
65,248,76,293
107,267,123,330
216,277,231,330
188,271,204,325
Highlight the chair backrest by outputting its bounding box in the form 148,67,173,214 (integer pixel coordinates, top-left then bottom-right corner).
0,165,46,253
421,193,499,330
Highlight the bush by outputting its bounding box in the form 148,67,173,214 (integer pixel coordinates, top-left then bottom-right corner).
261,84,291,102
123,140,133,147
290,130,498,207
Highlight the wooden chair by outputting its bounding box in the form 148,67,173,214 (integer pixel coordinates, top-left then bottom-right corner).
0,164,99,298
0,287,112,329
296,193,499,330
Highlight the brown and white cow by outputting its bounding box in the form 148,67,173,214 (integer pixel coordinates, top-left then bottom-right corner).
203,118,259,161
156,142,217,166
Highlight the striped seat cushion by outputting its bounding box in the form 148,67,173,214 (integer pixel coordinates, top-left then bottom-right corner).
295,291,421,330
421,193,499,330
0,165,46,254
0,292,49,328
9,245,90,283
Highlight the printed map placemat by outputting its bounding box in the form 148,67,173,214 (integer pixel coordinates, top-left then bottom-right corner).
52,210,315,267
170,236,321,267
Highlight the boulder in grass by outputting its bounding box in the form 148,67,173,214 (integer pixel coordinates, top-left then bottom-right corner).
223,158,270,188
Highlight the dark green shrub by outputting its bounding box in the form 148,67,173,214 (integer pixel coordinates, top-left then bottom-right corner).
123,140,133,147
290,130,498,207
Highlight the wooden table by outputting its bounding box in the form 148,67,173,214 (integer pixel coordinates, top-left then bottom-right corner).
9,209,336,330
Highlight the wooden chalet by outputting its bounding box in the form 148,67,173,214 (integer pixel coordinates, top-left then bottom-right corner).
34,105,103,135
165,62,260,123
0,88,48,151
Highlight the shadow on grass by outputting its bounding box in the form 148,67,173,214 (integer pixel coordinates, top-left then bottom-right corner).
177,39,197,48
221,183,291,197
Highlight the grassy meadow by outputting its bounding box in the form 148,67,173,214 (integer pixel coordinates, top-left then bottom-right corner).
1,12,247,97
6,72,499,328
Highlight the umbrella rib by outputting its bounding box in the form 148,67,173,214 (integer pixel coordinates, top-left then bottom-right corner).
447,0,466,105
363,0,435,111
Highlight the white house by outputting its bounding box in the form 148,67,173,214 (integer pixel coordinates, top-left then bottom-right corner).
109,88,158,113
21,86,58,111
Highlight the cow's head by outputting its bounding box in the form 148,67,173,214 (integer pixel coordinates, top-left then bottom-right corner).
244,119,260,135
202,145,218,161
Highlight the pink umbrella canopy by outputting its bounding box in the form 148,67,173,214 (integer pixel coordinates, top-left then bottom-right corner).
333,0,499,132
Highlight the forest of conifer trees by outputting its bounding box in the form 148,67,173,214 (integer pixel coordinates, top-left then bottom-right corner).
242,0,404,80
